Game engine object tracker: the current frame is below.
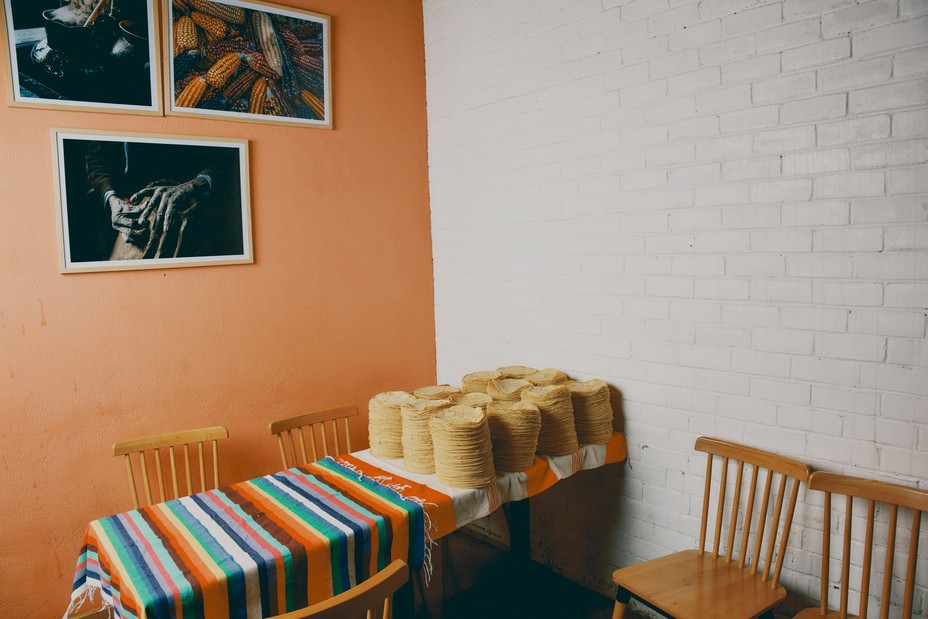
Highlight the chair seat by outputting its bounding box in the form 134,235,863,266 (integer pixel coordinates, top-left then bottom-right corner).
612,549,786,619
793,610,858,619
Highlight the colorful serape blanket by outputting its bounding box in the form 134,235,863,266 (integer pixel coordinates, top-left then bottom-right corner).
66,458,424,619
345,432,629,540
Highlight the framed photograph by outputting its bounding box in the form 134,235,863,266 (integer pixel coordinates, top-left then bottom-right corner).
164,0,331,128
51,129,253,273
1,0,161,114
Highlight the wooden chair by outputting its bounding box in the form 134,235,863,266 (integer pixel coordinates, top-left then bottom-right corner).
795,472,928,619
112,426,229,509
268,405,358,468
611,437,812,619
268,559,408,619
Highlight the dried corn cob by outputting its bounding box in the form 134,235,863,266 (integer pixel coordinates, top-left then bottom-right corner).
199,95,228,110
251,12,283,77
206,52,241,87
172,0,190,11
297,70,324,98
176,75,208,108
249,78,268,114
295,54,323,75
244,52,280,78
173,50,200,81
268,82,294,117
301,41,323,57
203,37,254,62
188,0,246,24
223,67,259,99
294,65,316,92
174,16,198,53
277,52,298,100
230,97,249,113
300,90,324,119
293,22,322,40
264,95,281,116
279,28,303,59
191,11,227,42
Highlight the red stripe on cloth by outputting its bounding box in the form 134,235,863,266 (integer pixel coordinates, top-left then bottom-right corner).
281,469,384,579
122,512,186,618
335,455,457,540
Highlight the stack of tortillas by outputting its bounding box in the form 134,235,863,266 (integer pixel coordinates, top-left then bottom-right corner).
485,401,541,472
414,384,461,400
497,365,537,379
429,405,496,488
521,385,579,456
451,391,493,409
368,391,413,458
526,368,569,386
461,370,501,394
401,397,450,474
487,378,532,401
565,379,614,444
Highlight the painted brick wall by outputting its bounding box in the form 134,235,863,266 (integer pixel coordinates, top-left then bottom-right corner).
423,0,927,615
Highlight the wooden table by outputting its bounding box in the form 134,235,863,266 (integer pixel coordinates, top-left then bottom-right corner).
66,434,627,619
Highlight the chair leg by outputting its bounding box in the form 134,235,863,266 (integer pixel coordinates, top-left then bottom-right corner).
612,586,632,619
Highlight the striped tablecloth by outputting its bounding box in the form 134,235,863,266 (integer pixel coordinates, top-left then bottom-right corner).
66,433,627,619
66,458,424,619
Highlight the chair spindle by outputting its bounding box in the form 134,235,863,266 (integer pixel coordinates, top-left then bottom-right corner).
738,464,759,569
699,452,713,554
713,456,729,557
726,460,744,563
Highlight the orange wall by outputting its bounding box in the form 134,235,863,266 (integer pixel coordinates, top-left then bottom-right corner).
0,2,434,617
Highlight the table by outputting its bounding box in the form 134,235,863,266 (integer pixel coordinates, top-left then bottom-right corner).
65,434,627,619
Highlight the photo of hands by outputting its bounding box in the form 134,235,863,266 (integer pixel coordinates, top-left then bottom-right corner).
52,130,253,272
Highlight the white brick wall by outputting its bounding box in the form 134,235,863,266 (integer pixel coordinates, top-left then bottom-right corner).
423,0,927,615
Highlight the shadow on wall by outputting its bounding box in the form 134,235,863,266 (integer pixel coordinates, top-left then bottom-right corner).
608,384,626,434
531,384,628,596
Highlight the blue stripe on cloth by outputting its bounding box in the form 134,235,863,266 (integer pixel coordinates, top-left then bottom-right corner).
279,468,386,581
188,493,274,617
206,490,289,618
252,475,352,595
315,457,425,571
167,499,248,619
99,515,176,619
273,472,371,587
295,464,393,574
126,509,199,619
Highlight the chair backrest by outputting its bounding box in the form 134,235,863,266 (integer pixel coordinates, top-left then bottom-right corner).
268,405,358,468
694,437,812,589
112,426,229,509
809,471,928,619
269,559,408,619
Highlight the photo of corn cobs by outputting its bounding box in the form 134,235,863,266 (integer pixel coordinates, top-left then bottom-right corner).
170,0,328,124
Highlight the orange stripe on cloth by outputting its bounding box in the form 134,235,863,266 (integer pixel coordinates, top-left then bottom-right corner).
233,481,334,604
304,460,411,568
605,432,628,463
296,463,388,581
89,521,146,619
335,454,457,541
147,504,230,619
523,456,561,498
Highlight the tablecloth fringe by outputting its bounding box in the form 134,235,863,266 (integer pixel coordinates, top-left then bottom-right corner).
335,458,437,586
63,584,113,619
